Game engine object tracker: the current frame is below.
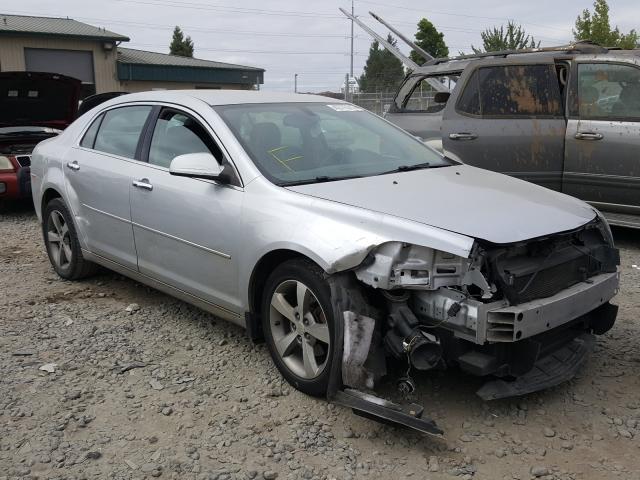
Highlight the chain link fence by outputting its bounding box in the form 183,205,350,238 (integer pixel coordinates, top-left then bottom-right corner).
349,92,436,116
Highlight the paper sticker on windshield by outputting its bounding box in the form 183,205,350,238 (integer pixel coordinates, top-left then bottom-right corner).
326,104,363,112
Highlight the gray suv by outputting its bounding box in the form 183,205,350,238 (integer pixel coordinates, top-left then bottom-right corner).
384,43,640,229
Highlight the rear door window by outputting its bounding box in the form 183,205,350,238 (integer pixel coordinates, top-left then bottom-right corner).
93,106,152,159
457,65,563,117
576,63,640,120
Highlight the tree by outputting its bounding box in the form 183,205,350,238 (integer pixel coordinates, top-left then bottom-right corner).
472,22,539,53
573,0,638,49
410,18,448,65
169,26,194,57
358,35,405,93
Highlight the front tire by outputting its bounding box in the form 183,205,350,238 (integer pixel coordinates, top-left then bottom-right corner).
261,259,334,397
42,198,97,280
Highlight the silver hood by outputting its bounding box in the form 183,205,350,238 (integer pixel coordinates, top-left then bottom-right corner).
286,165,596,244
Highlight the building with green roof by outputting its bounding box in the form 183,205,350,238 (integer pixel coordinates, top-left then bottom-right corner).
0,13,264,96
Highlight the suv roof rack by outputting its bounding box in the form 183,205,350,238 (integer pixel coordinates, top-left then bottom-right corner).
428,41,609,65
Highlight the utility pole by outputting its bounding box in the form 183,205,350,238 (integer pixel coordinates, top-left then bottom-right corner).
294,73,298,93
350,0,354,78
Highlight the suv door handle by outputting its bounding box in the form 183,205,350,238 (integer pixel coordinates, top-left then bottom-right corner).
66,161,80,171
575,132,604,141
132,179,153,191
449,132,478,141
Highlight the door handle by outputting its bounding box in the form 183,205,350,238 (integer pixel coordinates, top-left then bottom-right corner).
575,132,603,141
132,179,153,191
66,161,80,171
449,132,478,141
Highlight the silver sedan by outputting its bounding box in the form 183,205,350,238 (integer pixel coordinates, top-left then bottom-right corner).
31,91,619,421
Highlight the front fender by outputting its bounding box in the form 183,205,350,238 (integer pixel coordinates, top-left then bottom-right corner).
237,178,475,309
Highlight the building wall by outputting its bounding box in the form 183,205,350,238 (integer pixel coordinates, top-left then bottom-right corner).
0,35,120,92
119,80,254,92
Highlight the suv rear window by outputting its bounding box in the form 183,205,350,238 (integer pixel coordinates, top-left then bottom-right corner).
457,65,563,117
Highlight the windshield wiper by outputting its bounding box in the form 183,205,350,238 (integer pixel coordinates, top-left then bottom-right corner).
279,175,363,186
377,162,451,176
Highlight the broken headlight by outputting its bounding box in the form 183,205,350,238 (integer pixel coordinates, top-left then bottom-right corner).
354,242,469,290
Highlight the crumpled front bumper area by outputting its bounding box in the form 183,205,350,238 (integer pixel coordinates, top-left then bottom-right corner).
326,273,444,435
477,332,595,400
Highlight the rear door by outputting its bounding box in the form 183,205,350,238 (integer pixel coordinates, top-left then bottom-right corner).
564,60,640,215
442,61,566,191
65,105,153,269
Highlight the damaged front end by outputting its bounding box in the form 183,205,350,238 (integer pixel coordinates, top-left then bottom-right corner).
327,219,619,433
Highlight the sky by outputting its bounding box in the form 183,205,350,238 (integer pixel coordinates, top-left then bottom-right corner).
4,0,638,92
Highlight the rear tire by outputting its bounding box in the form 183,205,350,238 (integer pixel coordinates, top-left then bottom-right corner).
261,259,334,397
42,198,98,280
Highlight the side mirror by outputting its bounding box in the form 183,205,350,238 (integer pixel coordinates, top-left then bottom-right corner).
433,91,451,104
169,153,228,183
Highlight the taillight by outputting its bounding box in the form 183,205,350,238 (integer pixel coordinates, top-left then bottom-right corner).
0,155,16,172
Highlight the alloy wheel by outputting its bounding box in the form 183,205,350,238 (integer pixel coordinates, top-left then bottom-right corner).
47,210,73,270
269,280,331,379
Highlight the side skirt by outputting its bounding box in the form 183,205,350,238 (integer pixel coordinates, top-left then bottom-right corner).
82,249,245,327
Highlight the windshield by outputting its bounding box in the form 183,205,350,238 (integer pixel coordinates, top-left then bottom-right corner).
214,102,452,185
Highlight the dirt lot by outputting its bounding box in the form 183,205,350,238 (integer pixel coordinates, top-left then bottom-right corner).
1,200,639,480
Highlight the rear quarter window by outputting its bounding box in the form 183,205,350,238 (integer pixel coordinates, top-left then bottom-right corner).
80,114,103,149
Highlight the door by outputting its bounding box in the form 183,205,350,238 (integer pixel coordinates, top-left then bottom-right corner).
25,48,96,98
564,61,640,213
129,107,244,312
65,105,153,269
442,62,566,191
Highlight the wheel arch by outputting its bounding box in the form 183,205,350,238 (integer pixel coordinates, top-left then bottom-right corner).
246,248,324,342
41,187,63,213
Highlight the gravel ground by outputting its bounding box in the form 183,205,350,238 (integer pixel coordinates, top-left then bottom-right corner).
1,200,639,480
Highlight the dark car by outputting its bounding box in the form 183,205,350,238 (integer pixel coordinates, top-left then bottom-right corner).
0,71,80,201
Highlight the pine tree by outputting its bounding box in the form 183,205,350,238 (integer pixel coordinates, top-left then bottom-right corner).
169,26,195,57
358,35,405,93
410,18,448,65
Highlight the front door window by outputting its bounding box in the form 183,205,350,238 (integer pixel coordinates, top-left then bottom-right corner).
577,63,640,120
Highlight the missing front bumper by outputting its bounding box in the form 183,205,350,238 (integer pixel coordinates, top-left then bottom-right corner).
476,332,596,400
327,273,443,435
332,388,443,435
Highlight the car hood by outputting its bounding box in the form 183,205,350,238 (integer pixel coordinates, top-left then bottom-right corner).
286,165,597,244
0,72,81,129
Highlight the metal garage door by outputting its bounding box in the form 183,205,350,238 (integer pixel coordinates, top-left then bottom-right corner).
24,48,95,96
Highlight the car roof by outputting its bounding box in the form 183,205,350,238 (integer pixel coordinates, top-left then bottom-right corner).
110,90,342,106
